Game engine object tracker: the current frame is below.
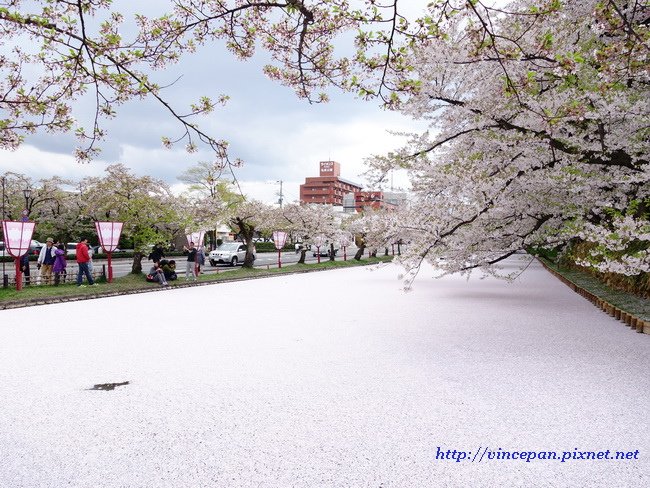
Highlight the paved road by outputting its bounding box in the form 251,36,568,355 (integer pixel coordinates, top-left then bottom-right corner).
89,247,393,278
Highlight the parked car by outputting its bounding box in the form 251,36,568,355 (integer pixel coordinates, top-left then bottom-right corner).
311,243,338,257
30,240,44,255
1,240,42,257
92,245,124,254
208,242,255,267
66,243,78,257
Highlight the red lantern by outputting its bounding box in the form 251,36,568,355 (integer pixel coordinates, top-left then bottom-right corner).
338,233,352,262
95,221,123,283
2,220,35,290
272,231,288,268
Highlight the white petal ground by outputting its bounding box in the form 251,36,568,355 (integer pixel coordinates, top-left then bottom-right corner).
0,258,648,487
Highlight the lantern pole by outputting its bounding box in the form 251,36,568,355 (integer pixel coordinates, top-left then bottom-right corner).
107,251,113,283
15,257,22,291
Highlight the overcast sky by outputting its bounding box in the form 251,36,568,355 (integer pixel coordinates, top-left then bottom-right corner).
0,1,428,204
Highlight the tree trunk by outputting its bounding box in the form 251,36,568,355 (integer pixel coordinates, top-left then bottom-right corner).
243,239,255,268
234,217,256,268
354,244,365,261
329,242,336,261
298,249,307,264
131,251,144,274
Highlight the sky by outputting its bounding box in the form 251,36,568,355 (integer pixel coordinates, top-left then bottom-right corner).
0,1,429,204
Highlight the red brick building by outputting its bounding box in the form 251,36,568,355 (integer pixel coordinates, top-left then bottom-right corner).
299,161,362,206
354,191,399,212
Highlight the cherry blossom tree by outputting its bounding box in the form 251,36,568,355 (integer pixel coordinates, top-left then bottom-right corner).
226,199,276,267
366,0,649,281
177,160,244,249
82,163,181,273
280,203,339,263
29,177,90,243
343,209,398,260
0,0,431,163
0,172,86,242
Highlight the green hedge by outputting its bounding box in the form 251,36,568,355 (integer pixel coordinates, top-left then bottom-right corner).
253,242,294,253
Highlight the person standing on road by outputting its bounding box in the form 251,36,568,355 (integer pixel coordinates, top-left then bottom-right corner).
53,243,67,285
87,243,94,275
37,237,56,284
20,253,30,286
148,243,165,264
183,242,197,281
196,245,205,275
76,238,96,287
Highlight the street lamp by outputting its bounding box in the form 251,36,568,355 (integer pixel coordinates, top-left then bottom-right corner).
22,187,31,221
276,180,283,208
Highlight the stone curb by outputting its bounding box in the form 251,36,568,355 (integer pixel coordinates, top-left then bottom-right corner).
538,259,649,336
0,260,386,311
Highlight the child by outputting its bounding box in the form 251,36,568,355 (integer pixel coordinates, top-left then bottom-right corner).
53,243,67,285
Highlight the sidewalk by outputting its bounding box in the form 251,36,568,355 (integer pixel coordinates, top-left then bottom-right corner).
0,258,648,487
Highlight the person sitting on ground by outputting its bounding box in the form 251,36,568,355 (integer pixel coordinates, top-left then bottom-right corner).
146,262,169,286
53,243,67,285
161,259,177,281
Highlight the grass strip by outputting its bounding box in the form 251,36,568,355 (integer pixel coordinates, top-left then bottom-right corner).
541,258,649,321
0,256,394,309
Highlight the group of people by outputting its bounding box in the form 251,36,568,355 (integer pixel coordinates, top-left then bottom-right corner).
182,241,206,282
19,237,95,287
146,241,205,285
146,244,179,286
146,259,178,286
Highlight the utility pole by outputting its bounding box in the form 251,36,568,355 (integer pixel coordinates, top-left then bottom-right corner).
276,180,283,208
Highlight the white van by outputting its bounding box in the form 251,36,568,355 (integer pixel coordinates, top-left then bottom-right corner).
66,243,78,257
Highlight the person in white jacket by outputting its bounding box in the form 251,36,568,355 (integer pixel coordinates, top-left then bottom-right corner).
37,237,56,285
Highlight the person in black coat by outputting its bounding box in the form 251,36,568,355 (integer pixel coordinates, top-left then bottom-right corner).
183,242,197,281
148,243,165,264
20,253,30,285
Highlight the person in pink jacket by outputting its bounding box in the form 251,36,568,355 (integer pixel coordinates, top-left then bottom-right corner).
75,238,96,287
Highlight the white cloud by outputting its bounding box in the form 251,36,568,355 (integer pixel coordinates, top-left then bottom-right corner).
1,2,427,199
0,145,106,181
